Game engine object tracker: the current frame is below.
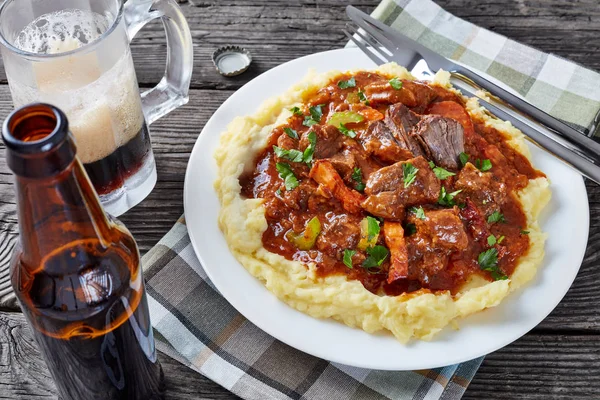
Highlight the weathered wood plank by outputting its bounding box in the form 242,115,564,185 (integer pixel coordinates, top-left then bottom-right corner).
0,1,598,90
0,311,239,399
1,311,599,399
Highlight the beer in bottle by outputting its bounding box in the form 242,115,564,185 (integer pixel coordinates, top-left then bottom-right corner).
2,103,164,399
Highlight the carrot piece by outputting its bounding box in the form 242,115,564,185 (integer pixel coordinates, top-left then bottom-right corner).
309,160,364,214
383,221,409,283
426,101,475,137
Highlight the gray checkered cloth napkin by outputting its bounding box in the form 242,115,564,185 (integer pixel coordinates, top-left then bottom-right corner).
142,0,600,398
143,218,483,400
368,0,600,135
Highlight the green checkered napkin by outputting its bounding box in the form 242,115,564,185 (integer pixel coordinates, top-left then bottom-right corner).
369,0,600,135
144,218,482,400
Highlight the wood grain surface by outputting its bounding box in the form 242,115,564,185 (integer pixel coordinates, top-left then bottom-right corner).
0,0,598,398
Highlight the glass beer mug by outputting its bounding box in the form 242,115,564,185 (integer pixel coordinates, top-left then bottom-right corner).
0,0,193,216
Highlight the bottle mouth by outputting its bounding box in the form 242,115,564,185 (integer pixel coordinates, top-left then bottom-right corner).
3,103,75,178
2,103,69,154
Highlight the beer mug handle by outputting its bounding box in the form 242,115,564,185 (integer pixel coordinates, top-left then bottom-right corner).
123,0,193,125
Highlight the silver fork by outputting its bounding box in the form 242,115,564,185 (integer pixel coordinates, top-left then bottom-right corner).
343,5,600,184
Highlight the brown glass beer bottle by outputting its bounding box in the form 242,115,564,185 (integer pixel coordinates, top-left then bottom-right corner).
2,103,164,400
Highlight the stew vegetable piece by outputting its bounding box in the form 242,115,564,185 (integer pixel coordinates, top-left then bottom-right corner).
240,71,544,296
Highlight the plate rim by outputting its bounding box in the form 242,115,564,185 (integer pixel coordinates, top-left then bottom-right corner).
183,47,590,370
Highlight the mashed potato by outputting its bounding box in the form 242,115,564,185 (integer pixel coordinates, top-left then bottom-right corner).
214,63,551,343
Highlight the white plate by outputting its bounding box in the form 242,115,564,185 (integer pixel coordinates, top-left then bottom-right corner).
184,48,589,370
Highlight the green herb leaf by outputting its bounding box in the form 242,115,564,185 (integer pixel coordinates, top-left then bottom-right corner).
303,105,323,127
275,163,299,191
477,248,507,280
487,211,506,224
302,130,317,164
438,187,463,206
459,152,469,167
405,223,417,236
428,161,436,168
366,216,381,241
432,166,456,180
275,188,282,197
343,249,356,269
479,159,492,171
389,77,403,90
362,245,389,269
338,123,357,138
487,234,497,246
357,89,370,105
273,146,304,163
402,162,419,188
290,106,303,116
337,77,356,89
411,206,426,220
497,235,505,244
351,167,365,192
283,127,299,140
520,230,530,235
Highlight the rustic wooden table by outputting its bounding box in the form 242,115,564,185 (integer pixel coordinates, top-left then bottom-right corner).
0,1,599,399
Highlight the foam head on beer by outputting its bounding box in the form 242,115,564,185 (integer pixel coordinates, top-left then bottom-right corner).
9,9,145,167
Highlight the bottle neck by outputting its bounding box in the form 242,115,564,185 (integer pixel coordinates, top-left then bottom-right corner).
15,156,113,269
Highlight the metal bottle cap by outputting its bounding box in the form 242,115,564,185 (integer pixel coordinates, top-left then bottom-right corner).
212,46,252,77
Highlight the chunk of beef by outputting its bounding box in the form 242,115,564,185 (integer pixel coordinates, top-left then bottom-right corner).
455,162,507,214
414,115,465,170
408,208,469,251
278,181,316,212
406,208,469,283
362,156,440,219
309,160,365,214
401,80,437,111
299,124,343,160
362,80,417,107
328,149,356,182
358,120,413,163
277,132,297,150
383,221,409,283
316,213,362,258
426,101,475,138
384,104,428,158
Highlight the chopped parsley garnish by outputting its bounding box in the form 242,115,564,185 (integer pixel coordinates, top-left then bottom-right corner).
432,165,456,180
459,152,469,167
275,163,298,191
337,77,356,89
302,130,317,164
338,123,357,138
273,146,304,162
487,234,497,246
283,127,299,139
402,162,419,188
357,89,370,105
303,105,323,127
275,188,282,197
411,206,426,220
438,187,462,206
352,167,365,191
478,248,507,280
343,249,356,269
366,216,381,241
389,77,403,90
520,230,530,235
479,159,492,171
405,223,417,236
487,211,506,223
362,245,389,270
290,106,303,116
497,235,505,244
